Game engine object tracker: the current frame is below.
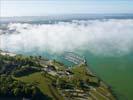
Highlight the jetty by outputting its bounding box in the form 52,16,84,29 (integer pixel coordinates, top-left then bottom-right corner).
63,52,86,64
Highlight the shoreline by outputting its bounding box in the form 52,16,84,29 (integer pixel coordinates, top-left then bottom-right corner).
0,50,117,100
86,63,118,99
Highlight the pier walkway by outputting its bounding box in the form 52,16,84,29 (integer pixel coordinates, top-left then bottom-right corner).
63,52,86,64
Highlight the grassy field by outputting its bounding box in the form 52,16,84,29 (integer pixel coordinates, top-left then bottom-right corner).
15,72,64,100
13,64,115,100
71,64,91,81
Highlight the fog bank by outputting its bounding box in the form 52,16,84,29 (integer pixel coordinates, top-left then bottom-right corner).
0,19,133,56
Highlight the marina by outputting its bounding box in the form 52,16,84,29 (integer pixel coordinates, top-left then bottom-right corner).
63,52,86,64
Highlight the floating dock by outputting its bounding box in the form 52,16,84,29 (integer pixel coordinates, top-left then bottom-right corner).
63,52,86,64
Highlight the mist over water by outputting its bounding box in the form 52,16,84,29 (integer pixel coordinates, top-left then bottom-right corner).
0,19,133,56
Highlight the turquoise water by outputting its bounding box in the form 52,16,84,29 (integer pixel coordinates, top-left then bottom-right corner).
84,53,133,100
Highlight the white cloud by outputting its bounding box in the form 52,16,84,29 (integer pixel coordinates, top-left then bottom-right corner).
0,19,133,56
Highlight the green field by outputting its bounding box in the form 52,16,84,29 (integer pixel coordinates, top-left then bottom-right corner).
15,72,64,100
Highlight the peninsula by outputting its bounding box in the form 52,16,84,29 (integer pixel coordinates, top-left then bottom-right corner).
0,50,116,100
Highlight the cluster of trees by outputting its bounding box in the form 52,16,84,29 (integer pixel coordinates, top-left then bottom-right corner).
0,54,53,99
13,66,40,77
0,75,51,99
0,54,42,75
57,77,75,89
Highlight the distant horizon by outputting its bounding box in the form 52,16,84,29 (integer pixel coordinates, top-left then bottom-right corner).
1,0,133,17
1,13,133,18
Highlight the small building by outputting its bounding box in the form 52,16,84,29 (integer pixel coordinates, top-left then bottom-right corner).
47,65,56,71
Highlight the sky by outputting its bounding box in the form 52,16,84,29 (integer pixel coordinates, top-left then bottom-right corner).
0,0,133,17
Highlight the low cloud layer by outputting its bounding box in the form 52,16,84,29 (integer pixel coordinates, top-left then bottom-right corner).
0,19,133,56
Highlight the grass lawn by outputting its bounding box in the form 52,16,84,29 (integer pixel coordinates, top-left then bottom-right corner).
90,90,106,100
15,72,64,100
71,64,90,81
